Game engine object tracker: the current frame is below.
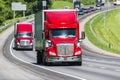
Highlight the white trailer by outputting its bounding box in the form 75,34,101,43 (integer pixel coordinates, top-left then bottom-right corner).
113,0,120,5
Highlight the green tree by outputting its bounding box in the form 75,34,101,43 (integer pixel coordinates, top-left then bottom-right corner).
0,0,6,25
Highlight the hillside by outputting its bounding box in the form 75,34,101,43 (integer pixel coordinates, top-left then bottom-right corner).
50,0,96,9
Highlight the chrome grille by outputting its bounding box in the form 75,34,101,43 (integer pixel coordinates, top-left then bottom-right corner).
20,40,30,46
57,43,74,56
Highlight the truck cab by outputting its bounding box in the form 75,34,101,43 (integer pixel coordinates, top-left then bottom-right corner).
35,9,85,65
14,23,33,50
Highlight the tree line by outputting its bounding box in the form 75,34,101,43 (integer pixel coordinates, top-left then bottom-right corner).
0,0,52,25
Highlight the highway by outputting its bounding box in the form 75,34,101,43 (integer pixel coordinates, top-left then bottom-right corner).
3,32,120,80
1,8,120,80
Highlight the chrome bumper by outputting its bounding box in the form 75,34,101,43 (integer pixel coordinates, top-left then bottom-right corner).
45,56,82,62
17,45,33,49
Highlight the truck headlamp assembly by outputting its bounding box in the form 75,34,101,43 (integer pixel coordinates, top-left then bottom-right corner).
17,40,20,45
75,51,82,55
45,40,52,47
30,42,33,45
49,51,56,56
77,39,82,47
17,42,20,45
77,42,81,47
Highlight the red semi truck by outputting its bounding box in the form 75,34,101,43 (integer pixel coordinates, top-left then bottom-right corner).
35,9,85,65
14,23,33,50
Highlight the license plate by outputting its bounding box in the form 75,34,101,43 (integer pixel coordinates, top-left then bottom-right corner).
59,57,66,60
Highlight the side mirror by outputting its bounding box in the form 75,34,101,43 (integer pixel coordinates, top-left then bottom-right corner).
81,31,85,39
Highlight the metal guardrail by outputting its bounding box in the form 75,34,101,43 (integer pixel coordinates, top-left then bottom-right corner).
0,14,34,32
90,14,109,47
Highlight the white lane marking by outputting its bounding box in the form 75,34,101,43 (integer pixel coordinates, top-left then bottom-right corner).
10,39,87,80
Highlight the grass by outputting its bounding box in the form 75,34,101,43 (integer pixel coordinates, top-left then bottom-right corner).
51,1,73,9
85,8,120,54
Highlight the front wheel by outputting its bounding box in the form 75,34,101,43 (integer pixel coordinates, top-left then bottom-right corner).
37,51,43,64
76,61,82,66
42,54,52,66
43,61,52,66
69,61,82,66
14,43,18,50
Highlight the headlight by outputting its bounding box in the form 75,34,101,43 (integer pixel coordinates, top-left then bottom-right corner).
45,40,52,47
49,51,56,56
77,42,80,47
75,51,82,55
17,41,20,45
30,42,33,45
77,39,82,47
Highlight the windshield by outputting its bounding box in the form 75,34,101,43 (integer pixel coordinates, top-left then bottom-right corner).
51,29,76,38
17,33,32,38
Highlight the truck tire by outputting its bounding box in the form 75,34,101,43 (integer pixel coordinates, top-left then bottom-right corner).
14,44,18,50
71,58,82,66
13,40,18,50
77,61,82,66
70,61,82,66
43,61,52,66
42,53,52,66
77,57,82,66
37,51,43,64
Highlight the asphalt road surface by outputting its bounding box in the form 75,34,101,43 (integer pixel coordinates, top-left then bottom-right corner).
3,33,120,80
1,7,120,80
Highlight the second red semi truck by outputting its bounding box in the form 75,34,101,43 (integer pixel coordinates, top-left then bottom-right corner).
35,9,85,65
14,23,33,50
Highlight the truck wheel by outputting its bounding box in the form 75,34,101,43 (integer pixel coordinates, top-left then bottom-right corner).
43,62,50,66
78,57,82,66
77,61,82,66
77,58,82,66
13,40,17,50
13,42,17,50
31,46,33,50
72,57,82,66
71,61,82,66
42,54,52,66
37,51,43,64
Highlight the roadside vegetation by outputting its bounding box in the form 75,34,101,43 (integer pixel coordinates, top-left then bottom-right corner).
50,1,73,9
0,0,49,25
85,8,120,54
